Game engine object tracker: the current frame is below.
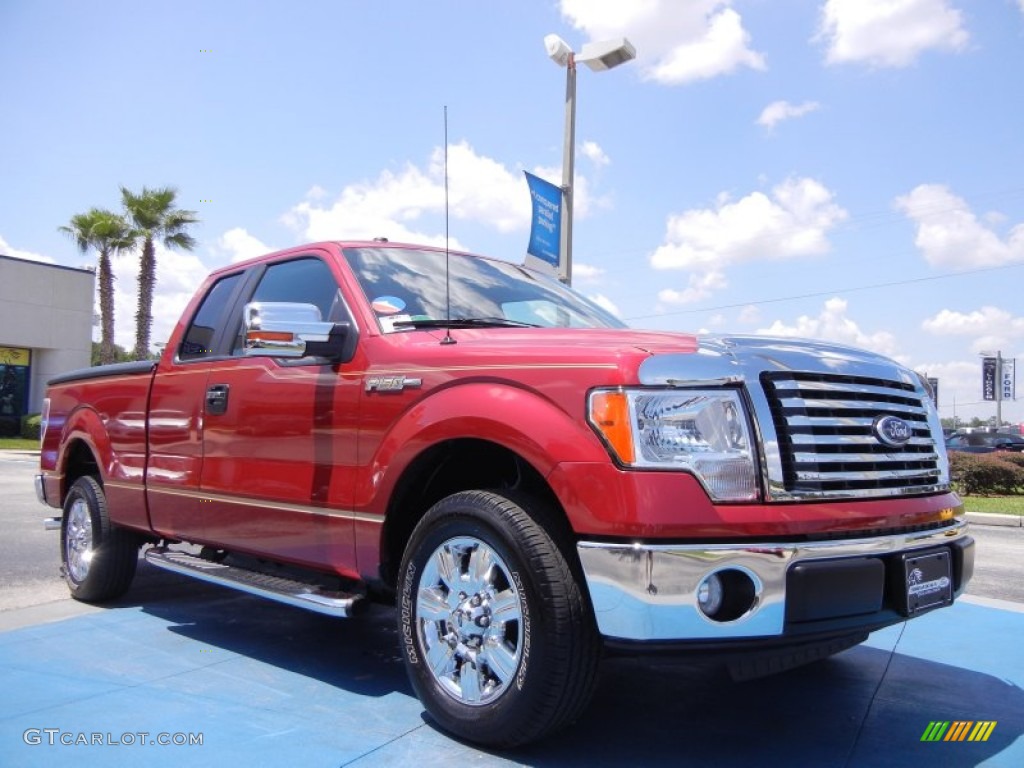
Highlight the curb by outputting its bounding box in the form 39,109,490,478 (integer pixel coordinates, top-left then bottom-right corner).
964,511,1023,528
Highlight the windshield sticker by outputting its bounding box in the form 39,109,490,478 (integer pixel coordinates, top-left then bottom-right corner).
372,296,406,315
379,314,412,333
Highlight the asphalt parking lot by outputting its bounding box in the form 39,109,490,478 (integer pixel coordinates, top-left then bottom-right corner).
1,451,1022,767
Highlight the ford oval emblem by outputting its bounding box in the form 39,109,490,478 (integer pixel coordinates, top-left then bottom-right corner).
873,415,913,447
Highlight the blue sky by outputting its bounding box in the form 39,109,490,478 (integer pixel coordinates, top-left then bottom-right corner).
3,0,1024,423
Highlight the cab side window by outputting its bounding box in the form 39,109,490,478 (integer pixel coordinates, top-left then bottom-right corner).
179,272,244,360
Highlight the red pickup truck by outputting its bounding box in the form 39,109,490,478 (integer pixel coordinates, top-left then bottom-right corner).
36,240,973,747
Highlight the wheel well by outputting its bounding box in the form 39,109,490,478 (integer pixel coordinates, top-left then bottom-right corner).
379,439,569,591
62,439,100,501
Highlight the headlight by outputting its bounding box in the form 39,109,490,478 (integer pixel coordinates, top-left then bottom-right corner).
588,389,758,502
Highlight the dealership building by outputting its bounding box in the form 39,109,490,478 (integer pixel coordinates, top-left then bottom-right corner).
0,255,94,436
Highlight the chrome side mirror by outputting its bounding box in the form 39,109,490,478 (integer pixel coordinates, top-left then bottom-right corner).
243,302,350,361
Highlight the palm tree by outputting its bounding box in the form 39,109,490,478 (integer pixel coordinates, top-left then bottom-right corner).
58,208,135,365
120,186,199,359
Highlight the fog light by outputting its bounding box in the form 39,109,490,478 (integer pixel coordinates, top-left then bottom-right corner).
697,573,724,617
697,568,760,622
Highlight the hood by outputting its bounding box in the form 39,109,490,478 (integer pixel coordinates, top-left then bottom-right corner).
397,326,700,357
639,334,919,387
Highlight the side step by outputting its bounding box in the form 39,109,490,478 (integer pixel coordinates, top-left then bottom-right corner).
144,547,364,618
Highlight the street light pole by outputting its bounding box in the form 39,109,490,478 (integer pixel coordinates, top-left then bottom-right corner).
560,53,577,287
544,34,635,287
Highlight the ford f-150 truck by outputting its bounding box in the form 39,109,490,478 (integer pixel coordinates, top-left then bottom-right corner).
36,240,974,747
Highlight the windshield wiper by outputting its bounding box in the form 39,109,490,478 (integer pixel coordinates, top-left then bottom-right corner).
392,316,541,329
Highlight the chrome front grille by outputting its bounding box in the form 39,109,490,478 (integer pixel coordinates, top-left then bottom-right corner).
761,372,942,498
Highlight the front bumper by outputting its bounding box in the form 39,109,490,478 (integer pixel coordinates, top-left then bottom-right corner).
577,521,973,643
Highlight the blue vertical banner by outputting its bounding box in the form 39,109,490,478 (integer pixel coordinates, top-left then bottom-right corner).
982,357,996,401
523,171,561,271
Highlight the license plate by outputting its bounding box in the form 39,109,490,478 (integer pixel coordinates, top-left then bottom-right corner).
904,549,953,615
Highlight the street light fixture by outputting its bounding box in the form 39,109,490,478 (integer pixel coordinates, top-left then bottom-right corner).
544,33,636,286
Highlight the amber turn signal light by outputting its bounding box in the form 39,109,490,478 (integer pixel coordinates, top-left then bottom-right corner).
589,391,636,464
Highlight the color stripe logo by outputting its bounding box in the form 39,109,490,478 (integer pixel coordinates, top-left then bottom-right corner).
921,721,997,742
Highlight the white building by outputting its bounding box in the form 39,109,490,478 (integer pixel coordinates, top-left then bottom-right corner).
0,255,94,434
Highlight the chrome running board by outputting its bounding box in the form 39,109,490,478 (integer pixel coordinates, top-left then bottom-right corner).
144,547,364,618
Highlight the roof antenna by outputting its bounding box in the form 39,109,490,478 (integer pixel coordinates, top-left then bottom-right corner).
440,105,456,345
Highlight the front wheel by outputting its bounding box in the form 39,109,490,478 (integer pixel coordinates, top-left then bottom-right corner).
397,490,600,748
61,476,139,602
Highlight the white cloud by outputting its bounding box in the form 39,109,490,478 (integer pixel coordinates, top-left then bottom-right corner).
756,100,820,130
217,228,274,264
895,184,1024,268
588,293,621,317
912,359,978,413
816,0,969,68
580,140,610,167
737,304,761,325
284,141,597,247
922,306,1021,336
922,306,1024,353
650,178,847,302
657,270,727,305
757,297,903,360
573,263,605,281
0,234,57,265
559,0,765,84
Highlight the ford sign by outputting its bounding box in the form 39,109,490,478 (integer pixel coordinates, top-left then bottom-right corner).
873,415,913,447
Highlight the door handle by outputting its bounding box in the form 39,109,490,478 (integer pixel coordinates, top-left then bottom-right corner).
205,384,229,415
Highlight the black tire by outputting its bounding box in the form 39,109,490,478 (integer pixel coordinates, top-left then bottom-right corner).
397,490,600,748
60,476,139,602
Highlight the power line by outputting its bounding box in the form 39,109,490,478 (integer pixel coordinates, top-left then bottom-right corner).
624,260,1024,321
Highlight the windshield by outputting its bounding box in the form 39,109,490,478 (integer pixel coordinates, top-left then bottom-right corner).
342,246,627,332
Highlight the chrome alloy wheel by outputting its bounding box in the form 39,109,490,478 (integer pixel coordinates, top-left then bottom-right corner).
415,536,524,706
65,497,94,583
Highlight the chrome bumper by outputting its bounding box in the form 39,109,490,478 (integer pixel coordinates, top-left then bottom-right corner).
34,474,47,505
577,521,971,642
35,474,61,530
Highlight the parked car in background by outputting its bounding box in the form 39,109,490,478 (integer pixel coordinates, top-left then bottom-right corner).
945,432,1024,454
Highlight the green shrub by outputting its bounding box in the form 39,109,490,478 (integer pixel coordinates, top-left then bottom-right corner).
950,451,1024,495
20,413,41,440
993,452,1024,469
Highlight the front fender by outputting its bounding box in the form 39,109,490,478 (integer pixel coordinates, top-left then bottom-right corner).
358,381,610,512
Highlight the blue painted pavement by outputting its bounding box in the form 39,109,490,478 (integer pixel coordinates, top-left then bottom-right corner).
0,573,1021,767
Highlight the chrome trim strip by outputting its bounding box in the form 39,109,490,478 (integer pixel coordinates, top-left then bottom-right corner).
789,450,938,464
577,521,969,642
792,468,941,482
34,474,47,505
140,485,383,525
775,398,929,415
779,415,928,430
788,434,933,447
775,379,917,397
